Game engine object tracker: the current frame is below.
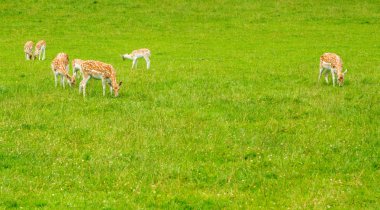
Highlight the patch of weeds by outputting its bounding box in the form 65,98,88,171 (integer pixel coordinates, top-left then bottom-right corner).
4,200,19,208
35,201,47,208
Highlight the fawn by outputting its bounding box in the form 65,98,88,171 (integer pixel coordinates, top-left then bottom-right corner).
319,53,347,87
121,48,151,69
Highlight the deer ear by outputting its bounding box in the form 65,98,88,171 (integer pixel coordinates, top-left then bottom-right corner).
343,69,348,75
119,81,123,86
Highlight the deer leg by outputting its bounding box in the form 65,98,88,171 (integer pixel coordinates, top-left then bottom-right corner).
42,48,46,60
318,68,324,82
331,69,336,87
145,56,150,69
81,76,90,97
61,76,65,88
324,72,329,84
132,58,136,69
102,79,106,96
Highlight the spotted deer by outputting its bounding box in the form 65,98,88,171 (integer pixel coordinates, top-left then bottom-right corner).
121,48,151,69
72,59,85,78
79,60,122,97
319,53,347,87
51,53,75,88
24,41,34,60
34,40,46,60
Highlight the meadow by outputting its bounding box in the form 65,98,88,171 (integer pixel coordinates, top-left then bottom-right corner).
0,0,379,208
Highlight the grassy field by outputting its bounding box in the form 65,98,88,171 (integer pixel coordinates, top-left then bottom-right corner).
0,0,379,208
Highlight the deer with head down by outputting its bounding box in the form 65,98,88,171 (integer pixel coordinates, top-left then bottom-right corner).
79,60,122,97
34,40,46,60
51,53,75,88
24,41,34,60
319,53,348,87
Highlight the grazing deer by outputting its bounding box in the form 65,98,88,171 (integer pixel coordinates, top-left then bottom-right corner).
24,41,34,60
319,53,347,87
79,60,122,97
56,52,70,70
72,59,85,78
34,40,46,60
51,53,75,88
121,48,151,69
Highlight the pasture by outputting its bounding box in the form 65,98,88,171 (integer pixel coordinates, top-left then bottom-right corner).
0,0,379,208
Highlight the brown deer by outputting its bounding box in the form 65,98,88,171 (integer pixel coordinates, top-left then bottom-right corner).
319,53,347,87
24,41,34,60
51,53,75,88
79,60,122,97
34,40,46,60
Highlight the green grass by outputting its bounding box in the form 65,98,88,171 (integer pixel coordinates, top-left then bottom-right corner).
1,0,379,208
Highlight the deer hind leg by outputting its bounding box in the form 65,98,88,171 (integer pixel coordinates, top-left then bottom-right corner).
318,68,324,82
79,75,90,97
144,56,150,69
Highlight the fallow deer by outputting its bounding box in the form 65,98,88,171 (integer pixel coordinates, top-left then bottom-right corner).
121,48,151,70
51,53,75,88
319,53,347,87
34,40,46,60
79,60,122,97
24,41,34,60
72,59,85,78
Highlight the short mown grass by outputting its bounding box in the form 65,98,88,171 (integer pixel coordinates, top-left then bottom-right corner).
0,0,379,208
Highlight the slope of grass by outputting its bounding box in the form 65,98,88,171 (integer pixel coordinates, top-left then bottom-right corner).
0,0,379,208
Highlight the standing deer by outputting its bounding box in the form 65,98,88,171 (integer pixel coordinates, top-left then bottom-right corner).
34,40,46,60
72,59,85,78
121,48,151,70
51,53,75,88
24,41,34,60
319,53,348,87
79,60,122,97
